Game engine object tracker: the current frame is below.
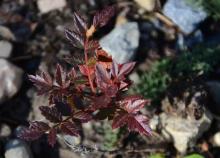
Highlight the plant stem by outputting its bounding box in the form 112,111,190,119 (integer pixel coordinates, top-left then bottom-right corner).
84,38,96,93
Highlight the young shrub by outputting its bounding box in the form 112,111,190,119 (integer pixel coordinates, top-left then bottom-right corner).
18,5,151,147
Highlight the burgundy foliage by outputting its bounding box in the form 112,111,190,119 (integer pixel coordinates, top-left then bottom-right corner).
18,5,151,147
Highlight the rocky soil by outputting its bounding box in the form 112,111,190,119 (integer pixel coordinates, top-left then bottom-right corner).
1,0,220,158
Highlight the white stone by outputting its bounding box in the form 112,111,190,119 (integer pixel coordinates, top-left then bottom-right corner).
0,26,15,41
0,124,11,137
5,139,32,158
160,109,212,153
213,132,220,147
0,41,12,58
149,115,159,130
37,0,67,14
0,59,23,103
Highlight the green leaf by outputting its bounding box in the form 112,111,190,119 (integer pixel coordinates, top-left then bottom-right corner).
184,153,204,158
149,153,165,158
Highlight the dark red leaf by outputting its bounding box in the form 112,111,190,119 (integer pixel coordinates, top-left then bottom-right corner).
93,5,116,28
68,67,77,79
55,64,64,86
91,95,111,110
111,60,119,77
65,29,84,48
96,49,112,63
87,40,100,52
105,84,118,97
78,65,94,76
18,121,50,141
120,96,150,114
112,113,151,136
28,72,52,95
73,111,93,123
112,112,128,129
95,63,111,89
42,72,53,84
73,12,87,34
118,62,136,79
48,128,57,147
39,106,62,123
61,121,79,136
127,115,151,136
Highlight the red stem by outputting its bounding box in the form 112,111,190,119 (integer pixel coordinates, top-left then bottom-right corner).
84,38,95,93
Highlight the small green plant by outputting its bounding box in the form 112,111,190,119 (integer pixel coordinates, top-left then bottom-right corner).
184,153,204,158
102,124,120,150
133,45,220,104
149,153,165,158
132,59,171,105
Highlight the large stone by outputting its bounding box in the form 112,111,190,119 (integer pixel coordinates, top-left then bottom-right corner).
163,0,207,34
37,0,67,14
0,59,23,104
0,40,13,58
5,139,33,158
100,22,140,64
159,109,212,153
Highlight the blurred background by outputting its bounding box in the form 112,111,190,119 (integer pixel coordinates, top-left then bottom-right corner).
1,0,220,158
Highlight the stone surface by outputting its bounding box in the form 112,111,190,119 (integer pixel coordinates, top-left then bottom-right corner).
163,0,207,34
134,0,156,12
0,124,11,137
0,26,15,41
159,109,212,153
0,59,23,104
129,72,140,84
0,40,13,58
5,139,33,158
28,92,48,121
149,115,159,131
100,22,140,64
59,149,81,158
213,132,220,147
37,0,67,14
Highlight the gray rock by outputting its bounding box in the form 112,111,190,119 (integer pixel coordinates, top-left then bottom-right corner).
57,134,81,149
5,139,33,158
0,124,11,137
159,109,212,153
149,115,159,131
0,40,13,58
28,92,48,121
37,0,67,14
0,26,16,41
163,0,207,34
129,72,141,84
0,59,23,104
100,22,140,64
